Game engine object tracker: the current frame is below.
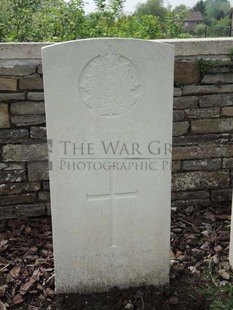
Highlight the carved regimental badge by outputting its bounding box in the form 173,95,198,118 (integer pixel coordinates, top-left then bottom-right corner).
79,49,141,117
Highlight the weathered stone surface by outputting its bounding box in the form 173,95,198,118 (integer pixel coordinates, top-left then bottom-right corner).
0,170,26,183
173,122,189,136
202,73,233,84
43,181,50,190
19,75,43,90
171,190,210,200
211,189,232,202
38,191,50,201
173,96,198,109
0,104,10,128
30,126,47,139
28,161,49,181
173,143,233,160
173,133,229,146
10,101,45,115
11,115,45,126
0,65,36,76
222,158,233,168
174,88,182,97
182,158,222,171
37,64,43,74
183,85,233,96
0,182,40,195
174,60,200,84
221,107,233,116
0,93,25,102
0,163,7,170
173,110,185,121
2,143,48,162
0,77,17,91
0,129,28,142
0,163,25,170
27,92,44,101
199,94,233,108
172,171,229,191
172,161,181,172
46,203,51,216
0,204,46,220
191,118,233,134
0,193,36,206
185,108,220,119
172,199,211,209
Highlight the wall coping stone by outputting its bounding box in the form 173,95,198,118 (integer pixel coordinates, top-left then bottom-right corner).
0,38,233,59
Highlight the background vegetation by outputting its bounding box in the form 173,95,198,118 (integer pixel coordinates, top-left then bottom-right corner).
0,0,232,41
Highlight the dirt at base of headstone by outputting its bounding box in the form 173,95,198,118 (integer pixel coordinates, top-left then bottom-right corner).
50,276,207,310
0,203,231,309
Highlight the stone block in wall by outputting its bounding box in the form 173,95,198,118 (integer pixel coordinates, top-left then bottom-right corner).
10,101,45,115
0,93,25,102
174,88,182,97
2,143,48,162
221,107,233,117
0,163,25,170
173,143,233,160
172,160,181,172
46,203,51,216
191,118,233,134
173,96,198,109
222,158,233,169
211,189,232,202
201,73,233,84
172,190,210,200
11,115,45,127
43,181,50,190
185,108,220,119
0,103,10,128
19,75,43,90
30,127,47,139
172,199,211,209
172,171,229,191
173,122,189,136
37,64,43,74
173,133,229,146
0,65,36,76
0,129,28,142
174,60,200,84
0,204,46,220
28,161,49,181
0,170,26,183
38,191,50,202
183,85,233,96
0,77,17,91
0,193,36,206
0,182,40,195
173,110,185,122
182,158,222,171
199,94,233,108
27,92,44,101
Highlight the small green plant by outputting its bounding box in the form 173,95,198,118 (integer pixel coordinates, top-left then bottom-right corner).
198,48,233,76
200,259,233,310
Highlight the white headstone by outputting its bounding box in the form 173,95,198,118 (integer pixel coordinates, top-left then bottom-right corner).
42,39,174,293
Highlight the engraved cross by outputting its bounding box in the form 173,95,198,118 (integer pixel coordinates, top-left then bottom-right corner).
86,170,138,248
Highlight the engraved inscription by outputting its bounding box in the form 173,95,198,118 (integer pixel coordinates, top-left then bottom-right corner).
79,49,141,117
86,171,138,248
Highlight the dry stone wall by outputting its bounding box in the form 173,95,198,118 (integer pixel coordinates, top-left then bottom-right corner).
0,39,233,218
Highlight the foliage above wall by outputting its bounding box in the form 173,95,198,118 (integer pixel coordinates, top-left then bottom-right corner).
0,0,231,42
